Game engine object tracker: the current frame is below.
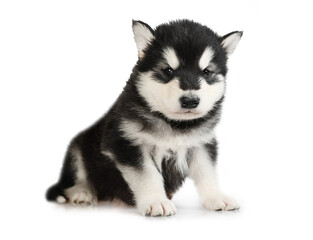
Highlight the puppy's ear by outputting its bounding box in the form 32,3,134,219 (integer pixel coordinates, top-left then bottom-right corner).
221,31,243,56
132,20,155,59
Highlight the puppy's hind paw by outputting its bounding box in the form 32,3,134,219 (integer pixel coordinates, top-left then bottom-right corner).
65,184,97,207
71,191,97,207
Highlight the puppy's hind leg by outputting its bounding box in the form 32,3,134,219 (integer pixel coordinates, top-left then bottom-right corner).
46,147,76,204
46,144,97,206
64,145,97,206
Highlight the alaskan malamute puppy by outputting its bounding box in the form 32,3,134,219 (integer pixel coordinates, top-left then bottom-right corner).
46,20,243,217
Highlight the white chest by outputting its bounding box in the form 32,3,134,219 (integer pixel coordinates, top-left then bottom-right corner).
120,119,215,174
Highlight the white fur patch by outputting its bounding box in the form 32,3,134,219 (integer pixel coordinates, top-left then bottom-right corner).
56,196,66,204
199,47,215,70
188,145,220,194
137,72,184,119
175,147,189,174
163,47,180,69
150,146,166,173
221,32,242,56
195,76,225,115
136,71,225,121
71,147,87,182
133,22,154,59
188,145,239,211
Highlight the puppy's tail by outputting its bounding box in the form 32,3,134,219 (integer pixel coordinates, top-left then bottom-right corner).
46,183,67,203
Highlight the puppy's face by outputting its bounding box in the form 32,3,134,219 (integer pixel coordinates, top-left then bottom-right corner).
133,20,242,121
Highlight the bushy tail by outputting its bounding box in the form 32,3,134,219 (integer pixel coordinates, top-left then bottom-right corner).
46,183,67,203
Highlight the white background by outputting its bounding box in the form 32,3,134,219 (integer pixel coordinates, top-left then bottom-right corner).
1,0,312,239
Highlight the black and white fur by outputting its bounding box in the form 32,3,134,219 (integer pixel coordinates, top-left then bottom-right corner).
46,20,243,216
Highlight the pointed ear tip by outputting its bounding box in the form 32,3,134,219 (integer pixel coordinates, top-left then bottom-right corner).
132,20,139,27
232,31,243,38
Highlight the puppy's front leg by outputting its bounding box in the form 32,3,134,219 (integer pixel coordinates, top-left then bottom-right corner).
119,156,176,217
189,142,240,211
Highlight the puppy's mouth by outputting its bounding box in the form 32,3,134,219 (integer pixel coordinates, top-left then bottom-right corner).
174,110,201,116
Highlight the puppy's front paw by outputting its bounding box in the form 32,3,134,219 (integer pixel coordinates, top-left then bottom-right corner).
138,199,177,217
203,193,240,211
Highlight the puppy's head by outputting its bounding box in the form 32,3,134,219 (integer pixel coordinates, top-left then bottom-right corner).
133,20,242,121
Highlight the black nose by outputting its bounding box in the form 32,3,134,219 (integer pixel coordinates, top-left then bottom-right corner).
180,96,200,109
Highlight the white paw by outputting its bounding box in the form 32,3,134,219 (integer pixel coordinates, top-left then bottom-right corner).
65,184,97,207
203,193,240,211
137,199,177,217
71,191,97,206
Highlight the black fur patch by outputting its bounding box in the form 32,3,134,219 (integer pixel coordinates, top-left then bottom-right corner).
204,138,218,165
162,153,187,199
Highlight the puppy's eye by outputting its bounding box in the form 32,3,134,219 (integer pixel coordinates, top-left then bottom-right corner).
163,67,174,77
203,69,212,76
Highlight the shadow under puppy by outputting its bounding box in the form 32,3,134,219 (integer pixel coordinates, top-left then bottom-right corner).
46,19,243,217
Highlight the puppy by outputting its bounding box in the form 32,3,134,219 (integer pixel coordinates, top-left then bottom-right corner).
46,20,243,216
